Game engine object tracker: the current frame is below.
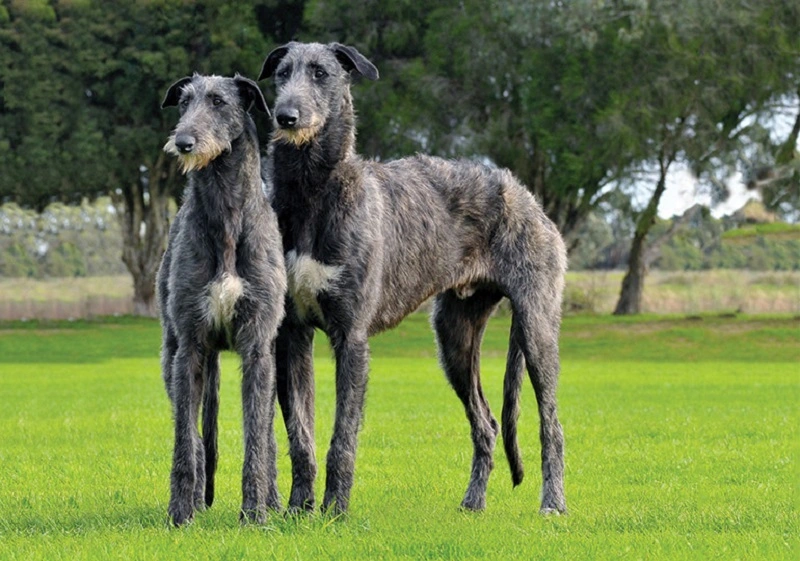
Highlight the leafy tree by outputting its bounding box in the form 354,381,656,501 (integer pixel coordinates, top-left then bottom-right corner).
0,0,303,314
3,0,798,314
740,93,800,221
305,0,648,244
613,0,800,314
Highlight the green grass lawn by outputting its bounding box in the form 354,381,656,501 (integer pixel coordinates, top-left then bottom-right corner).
0,314,797,559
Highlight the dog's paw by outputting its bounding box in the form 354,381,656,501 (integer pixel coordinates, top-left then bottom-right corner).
240,506,267,525
320,496,348,518
168,500,195,527
287,489,315,514
460,495,486,512
540,492,566,515
539,507,565,516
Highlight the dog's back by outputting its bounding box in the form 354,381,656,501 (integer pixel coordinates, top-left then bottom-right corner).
358,153,563,333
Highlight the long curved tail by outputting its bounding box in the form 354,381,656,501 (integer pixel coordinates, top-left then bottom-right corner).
502,316,525,486
202,354,220,507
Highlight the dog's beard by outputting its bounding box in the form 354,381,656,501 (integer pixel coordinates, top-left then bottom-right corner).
163,135,231,174
272,125,321,147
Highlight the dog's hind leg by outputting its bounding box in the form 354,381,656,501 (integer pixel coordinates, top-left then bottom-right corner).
432,288,503,511
509,293,566,514
201,351,220,508
276,319,317,512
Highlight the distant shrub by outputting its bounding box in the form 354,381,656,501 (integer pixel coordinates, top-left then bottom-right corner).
563,283,603,313
42,242,87,278
0,242,38,277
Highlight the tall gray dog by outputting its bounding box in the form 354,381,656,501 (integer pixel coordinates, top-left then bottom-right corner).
158,74,286,526
259,42,567,515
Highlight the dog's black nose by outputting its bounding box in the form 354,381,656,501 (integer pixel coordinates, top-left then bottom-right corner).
175,135,195,153
276,109,299,128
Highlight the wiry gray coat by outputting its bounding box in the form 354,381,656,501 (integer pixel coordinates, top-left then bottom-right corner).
158,74,286,526
260,42,567,515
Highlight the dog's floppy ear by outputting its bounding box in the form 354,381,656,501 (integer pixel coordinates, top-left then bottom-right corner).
331,43,379,81
258,43,292,81
234,74,270,116
161,76,193,109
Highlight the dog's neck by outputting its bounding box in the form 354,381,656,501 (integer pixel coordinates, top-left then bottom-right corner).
189,116,260,278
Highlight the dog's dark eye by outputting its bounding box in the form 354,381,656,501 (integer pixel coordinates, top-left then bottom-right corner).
212,97,224,106
180,98,190,107
314,68,327,79
277,68,290,79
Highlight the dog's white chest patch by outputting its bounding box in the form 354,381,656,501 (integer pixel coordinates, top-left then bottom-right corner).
206,273,244,328
285,250,342,320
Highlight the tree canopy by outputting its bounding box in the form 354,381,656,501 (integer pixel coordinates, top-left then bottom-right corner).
1,0,798,313
1,0,302,312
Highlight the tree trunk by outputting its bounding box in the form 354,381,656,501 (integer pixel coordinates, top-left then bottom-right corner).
114,152,175,317
131,269,158,316
776,90,800,166
613,228,648,315
614,150,674,315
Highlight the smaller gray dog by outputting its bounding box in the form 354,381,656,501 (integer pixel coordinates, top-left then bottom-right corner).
158,74,286,526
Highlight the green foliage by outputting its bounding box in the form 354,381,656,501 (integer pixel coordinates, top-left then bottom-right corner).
0,1,305,310
657,236,705,271
713,224,800,270
0,241,37,277
566,212,615,269
707,243,749,270
0,0,304,209
2,1,799,312
0,315,796,559
303,0,800,245
41,241,86,277
570,207,800,271
739,237,800,271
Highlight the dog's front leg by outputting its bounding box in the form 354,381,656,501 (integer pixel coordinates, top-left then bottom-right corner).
168,342,204,526
276,319,317,512
239,336,280,523
322,330,369,514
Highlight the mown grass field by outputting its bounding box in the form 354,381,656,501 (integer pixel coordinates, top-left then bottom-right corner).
0,314,797,559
